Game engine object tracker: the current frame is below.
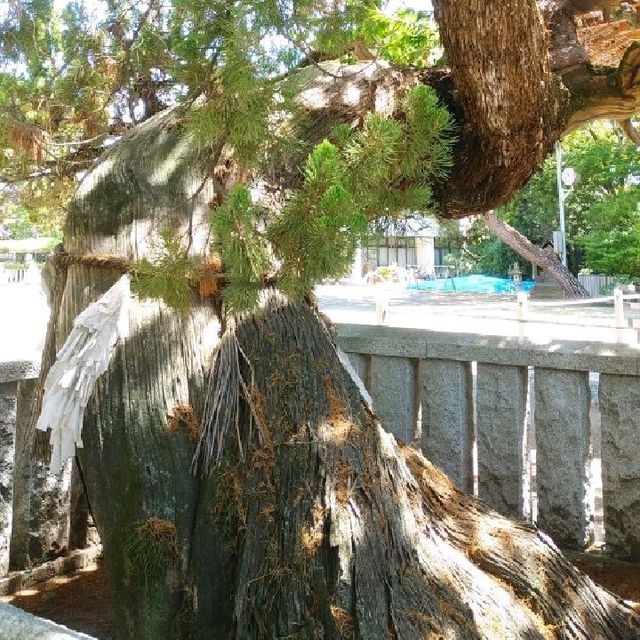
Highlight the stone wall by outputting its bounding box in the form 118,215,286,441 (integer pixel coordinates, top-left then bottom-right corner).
0,360,86,577
337,323,640,559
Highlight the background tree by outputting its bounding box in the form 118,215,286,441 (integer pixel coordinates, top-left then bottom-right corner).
580,186,640,278
462,124,640,282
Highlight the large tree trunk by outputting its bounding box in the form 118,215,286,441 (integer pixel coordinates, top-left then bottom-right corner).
485,210,591,299
35,5,640,633
37,95,640,640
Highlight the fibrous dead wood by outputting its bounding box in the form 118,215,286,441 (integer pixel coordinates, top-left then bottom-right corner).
223,298,640,639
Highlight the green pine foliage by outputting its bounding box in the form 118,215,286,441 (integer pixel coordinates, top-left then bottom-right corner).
339,85,454,221
133,229,199,312
214,85,455,309
400,85,454,181
187,15,274,167
356,9,440,68
212,186,271,312
269,140,367,298
1,1,455,313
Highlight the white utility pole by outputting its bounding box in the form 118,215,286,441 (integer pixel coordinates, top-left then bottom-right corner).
555,141,568,267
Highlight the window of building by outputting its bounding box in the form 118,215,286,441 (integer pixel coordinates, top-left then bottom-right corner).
364,236,417,269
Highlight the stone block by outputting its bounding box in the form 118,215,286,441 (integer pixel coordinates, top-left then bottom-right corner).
420,359,473,492
0,361,39,384
535,368,591,550
476,363,528,517
346,353,369,389
0,602,95,639
370,356,417,443
0,381,17,576
599,373,640,559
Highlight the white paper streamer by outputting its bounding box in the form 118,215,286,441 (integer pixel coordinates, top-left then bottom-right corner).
37,275,130,473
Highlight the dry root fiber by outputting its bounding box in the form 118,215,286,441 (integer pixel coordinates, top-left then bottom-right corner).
166,404,201,441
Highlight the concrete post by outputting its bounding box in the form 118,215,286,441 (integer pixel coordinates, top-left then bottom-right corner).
0,358,83,573
345,353,369,390
8,378,38,570
375,290,390,324
516,292,528,322
613,288,626,328
599,373,640,559
535,368,591,550
420,359,474,492
476,363,528,517
370,356,417,443
517,292,529,338
0,381,17,575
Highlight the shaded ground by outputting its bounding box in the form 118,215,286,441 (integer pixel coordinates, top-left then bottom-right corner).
0,560,116,639
571,555,640,605
1,555,638,638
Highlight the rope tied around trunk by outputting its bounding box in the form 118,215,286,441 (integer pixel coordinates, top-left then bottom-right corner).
53,250,132,274
35,252,295,469
50,248,278,296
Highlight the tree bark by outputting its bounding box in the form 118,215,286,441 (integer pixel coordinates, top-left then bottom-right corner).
261,1,640,218
485,210,591,298
37,100,640,639
431,1,567,218
426,0,640,216
619,118,640,145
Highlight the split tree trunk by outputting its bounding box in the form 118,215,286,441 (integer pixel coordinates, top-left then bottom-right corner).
485,210,590,298
38,4,640,630
37,101,640,639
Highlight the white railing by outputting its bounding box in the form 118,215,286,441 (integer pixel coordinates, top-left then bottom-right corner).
0,267,27,284
433,265,453,278
518,289,640,337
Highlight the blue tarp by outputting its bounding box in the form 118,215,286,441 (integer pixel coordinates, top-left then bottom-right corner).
407,274,536,294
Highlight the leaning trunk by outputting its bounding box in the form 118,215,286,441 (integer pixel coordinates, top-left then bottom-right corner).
484,210,590,299
35,97,640,639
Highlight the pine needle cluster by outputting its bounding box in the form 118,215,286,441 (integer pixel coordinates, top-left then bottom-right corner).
212,84,454,310
131,85,453,314
212,186,271,312
133,229,201,312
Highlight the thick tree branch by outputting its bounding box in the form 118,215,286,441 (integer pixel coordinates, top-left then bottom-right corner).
619,117,640,144
431,1,568,218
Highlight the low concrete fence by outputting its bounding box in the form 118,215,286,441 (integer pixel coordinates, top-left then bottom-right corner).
0,267,26,285
336,323,640,559
0,360,90,579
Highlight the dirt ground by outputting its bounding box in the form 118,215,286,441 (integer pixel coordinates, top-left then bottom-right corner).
1,560,116,639
1,556,638,638
571,555,640,605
